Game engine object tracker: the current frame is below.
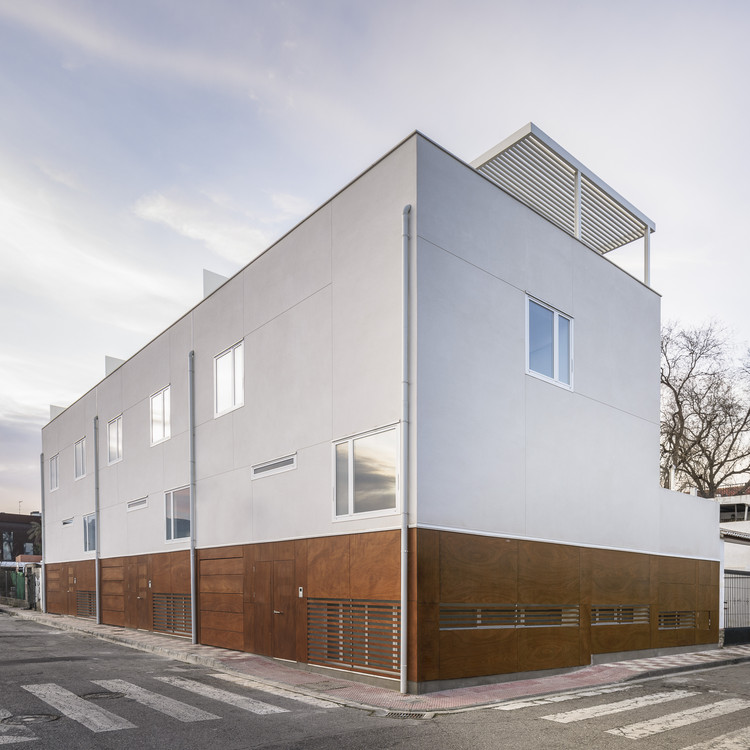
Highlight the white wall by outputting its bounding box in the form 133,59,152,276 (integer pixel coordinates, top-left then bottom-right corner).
414,135,718,561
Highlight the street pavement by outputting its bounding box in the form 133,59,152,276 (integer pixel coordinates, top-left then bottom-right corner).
3,604,750,715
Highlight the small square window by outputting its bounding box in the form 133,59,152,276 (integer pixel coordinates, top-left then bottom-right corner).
150,386,171,444
527,297,573,388
74,438,86,479
49,454,59,491
83,513,96,552
215,341,244,416
108,414,123,464
334,426,399,518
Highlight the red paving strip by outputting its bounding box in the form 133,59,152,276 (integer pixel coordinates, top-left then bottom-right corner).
4,606,750,713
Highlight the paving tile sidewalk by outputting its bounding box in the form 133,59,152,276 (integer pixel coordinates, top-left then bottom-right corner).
4,604,750,714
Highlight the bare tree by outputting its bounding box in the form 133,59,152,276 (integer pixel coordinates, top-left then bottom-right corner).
661,322,750,497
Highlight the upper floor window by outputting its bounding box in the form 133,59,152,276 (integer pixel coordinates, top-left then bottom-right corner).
334,426,398,518
107,414,123,464
527,297,572,388
74,437,86,479
83,513,96,552
150,386,171,444
49,454,59,491
165,486,190,541
215,341,244,416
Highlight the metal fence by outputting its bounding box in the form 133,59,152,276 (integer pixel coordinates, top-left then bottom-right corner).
724,569,750,645
0,568,25,599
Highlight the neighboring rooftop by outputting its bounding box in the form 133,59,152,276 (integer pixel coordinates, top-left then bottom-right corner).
472,123,655,284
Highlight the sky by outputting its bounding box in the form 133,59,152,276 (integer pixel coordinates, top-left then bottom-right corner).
1,0,749,514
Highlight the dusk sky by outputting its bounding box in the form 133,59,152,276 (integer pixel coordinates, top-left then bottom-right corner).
1,0,749,514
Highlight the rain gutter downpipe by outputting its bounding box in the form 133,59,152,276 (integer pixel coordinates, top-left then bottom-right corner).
400,204,412,694
39,452,46,613
93,415,101,624
189,350,198,644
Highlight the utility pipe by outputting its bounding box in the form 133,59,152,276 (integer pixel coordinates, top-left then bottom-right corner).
188,350,198,644
39,452,46,613
400,205,412,694
93,415,101,624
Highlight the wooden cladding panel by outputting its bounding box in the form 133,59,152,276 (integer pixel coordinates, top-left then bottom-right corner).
440,533,517,603
591,624,651,655
200,558,244,577
200,593,243,613
307,535,350,598
518,628,581,672
698,560,719,587
439,628,517,679
659,557,697,585
201,611,243,633
411,527,439,604
201,628,244,651
350,530,399,599
587,549,651,603
198,545,244,561
199,574,243,595
518,541,579,604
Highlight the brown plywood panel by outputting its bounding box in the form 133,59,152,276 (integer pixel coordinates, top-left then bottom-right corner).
659,582,696,611
253,560,272,656
169,551,191,595
101,580,125,597
659,556,697,585
307,535,350,598
200,558,244,577
101,566,124,581
255,543,274,562
589,549,651,603
439,628,517,679
198,545,244,560
273,560,296,660
591,625,651,654
243,545,256,603
440,533,518,604
150,553,171,590
200,574,243,594
200,593,244,613
698,560,719,587
76,560,96,589
295,540,308,662
201,610,243,633
102,610,126,627
272,541,296,561
413,601,440,683
518,628,581,671
518,541,579,604
411,528,439,604
350,530,400,600
101,595,124,612
201,628,244,651
697,585,719,611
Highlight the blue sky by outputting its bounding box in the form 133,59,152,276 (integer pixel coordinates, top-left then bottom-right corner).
1,0,749,513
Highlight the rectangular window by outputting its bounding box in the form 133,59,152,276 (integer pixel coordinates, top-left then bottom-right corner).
334,426,398,518
49,454,59,491
215,341,244,415
1,531,13,561
527,297,573,387
83,513,96,552
74,437,86,479
165,487,190,541
251,453,297,479
107,414,123,464
150,386,171,444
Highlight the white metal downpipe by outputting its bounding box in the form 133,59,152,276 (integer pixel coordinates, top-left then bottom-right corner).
93,415,101,624
400,204,412,694
188,350,198,644
39,452,46,613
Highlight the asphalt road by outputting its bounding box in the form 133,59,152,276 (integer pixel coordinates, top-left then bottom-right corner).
3,610,750,749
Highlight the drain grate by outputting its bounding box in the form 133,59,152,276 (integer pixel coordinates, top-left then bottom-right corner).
2,714,60,725
374,710,434,720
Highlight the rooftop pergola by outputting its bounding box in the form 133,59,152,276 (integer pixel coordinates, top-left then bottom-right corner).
471,123,656,286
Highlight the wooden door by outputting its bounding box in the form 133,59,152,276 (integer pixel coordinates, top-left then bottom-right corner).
66,565,76,615
125,556,151,630
272,560,296,660
253,561,273,656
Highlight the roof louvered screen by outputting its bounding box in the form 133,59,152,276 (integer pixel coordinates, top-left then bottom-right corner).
472,124,654,255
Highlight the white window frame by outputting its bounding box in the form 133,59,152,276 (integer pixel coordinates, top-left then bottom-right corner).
165,486,190,542
150,385,171,445
332,424,400,521
49,454,59,491
251,453,297,479
127,497,148,512
214,340,244,417
526,295,574,389
74,437,86,479
83,513,96,552
107,414,123,464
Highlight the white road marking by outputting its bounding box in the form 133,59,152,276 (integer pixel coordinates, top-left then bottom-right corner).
606,698,750,739
21,684,135,733
155,676,288,715
210,673,340,709
681,727,750,749
496,685,634,710
93,679,220,722
542,690,697,723
0,711,36,746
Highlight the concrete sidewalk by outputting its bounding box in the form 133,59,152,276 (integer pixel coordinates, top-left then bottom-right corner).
3,605,750,715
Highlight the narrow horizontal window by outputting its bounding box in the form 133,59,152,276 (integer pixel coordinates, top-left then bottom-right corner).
251,454,297,479
62,518,73,526
127,497,148,512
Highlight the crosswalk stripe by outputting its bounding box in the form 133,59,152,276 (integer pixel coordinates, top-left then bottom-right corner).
496,686,633,711
542,690,697,723
21,684,136,733
155,676,288,715
680,726,750,749
211,674,340,709
606,698,750,740
0,711,35,746
93,680,220,722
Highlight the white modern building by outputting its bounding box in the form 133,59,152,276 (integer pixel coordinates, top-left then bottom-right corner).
41,124,720,693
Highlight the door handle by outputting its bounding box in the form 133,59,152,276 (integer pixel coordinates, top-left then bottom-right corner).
273,610,283,615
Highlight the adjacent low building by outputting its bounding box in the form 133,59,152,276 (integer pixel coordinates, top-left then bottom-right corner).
41,125,720,693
